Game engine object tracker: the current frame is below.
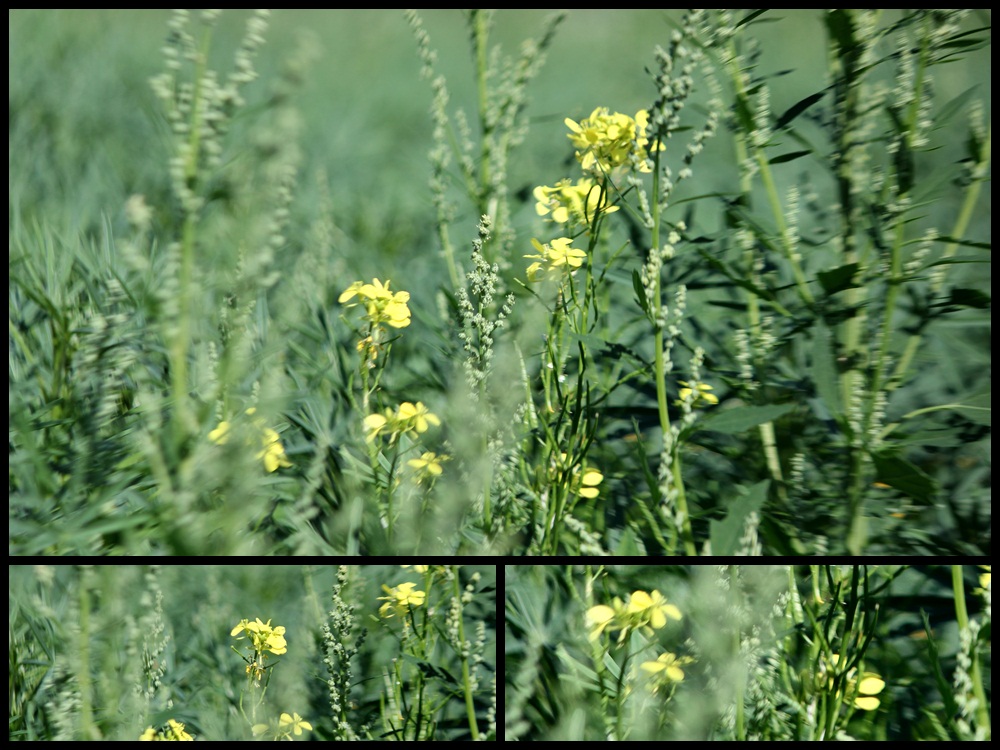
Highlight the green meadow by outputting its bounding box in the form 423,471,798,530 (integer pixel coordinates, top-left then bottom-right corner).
9,564,496,740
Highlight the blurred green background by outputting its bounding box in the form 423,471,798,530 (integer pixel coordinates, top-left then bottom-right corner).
10,8,989,319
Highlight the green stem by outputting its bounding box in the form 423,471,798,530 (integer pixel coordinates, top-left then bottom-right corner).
891,122,991,387
171,24,213,445
77,568,94,741
730,566,746,741
471,10,492,218
650,150,695,556
452,569,481,740
952,566,991,736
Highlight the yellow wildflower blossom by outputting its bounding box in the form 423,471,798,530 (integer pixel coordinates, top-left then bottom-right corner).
378,581,427,619
339,277,411,329
209,408,292,473
139,719,194,741
279,712,313,737
676,381,718,407
565,106,661,174
825,654,886,711
641,651,695,686
524,237,587,282
534,177,619,227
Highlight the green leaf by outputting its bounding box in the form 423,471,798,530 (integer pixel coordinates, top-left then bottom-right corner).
632,268,649,315
773,91,826,131
934,85,980,130
872,451,937,503
768,150,813,165
709,480,769,556
735,9,770,28
817,262,861,295
811,323,842,417
944,288,991,309
699,404,795,434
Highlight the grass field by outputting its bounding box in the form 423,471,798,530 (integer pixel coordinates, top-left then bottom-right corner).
10,564,496,741
8,10,991,556
506,564,991,741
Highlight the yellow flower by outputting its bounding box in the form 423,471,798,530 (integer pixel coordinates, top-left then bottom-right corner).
826,654,886,711
576,468,604,499
676,381,718,407
641,651,694,684
340,277,412,329
585,603,619,642
364,412,389,443
231,617,288,656
208,420,231,444
565,106,661,174
524,237,587,281
396,401,441,434
279,712,313,737
209,408,292,473
140,720,194,741
364,402,441,444
258,427,293,472
402,564,430,573
534,177,618,227
977,565,991,594
407,452,448,484
626,589,682,630
378,581,427,618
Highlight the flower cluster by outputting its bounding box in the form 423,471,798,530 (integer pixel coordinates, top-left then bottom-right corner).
339,277,412,329
378,581,427,619
565,106,660,175
209,408,292,473
822,653,886,711
534,177,618,227
139,719,194,741
586,590,682,644
364,401,441,444
524,237,587,282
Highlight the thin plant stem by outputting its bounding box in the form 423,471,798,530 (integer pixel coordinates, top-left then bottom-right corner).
650,148,695,556
952,566,991,736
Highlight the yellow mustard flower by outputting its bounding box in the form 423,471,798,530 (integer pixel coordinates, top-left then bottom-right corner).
565,106,661,174
396,401,441,434
209,408,292,473
977,565,991,594
231,617,288,656
641,651,695,685
279,712,313,737
676,381,718,407
575,467,604,499
407,451,449,484
586,590,682,645
534,177,619,227
378,581,427,619
364,402,441,444
339,277,412,329
826,654,886,711
140,719,194,741
524,237,587,282
627,590,683,630
402,564,430,574
586,603,620,642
